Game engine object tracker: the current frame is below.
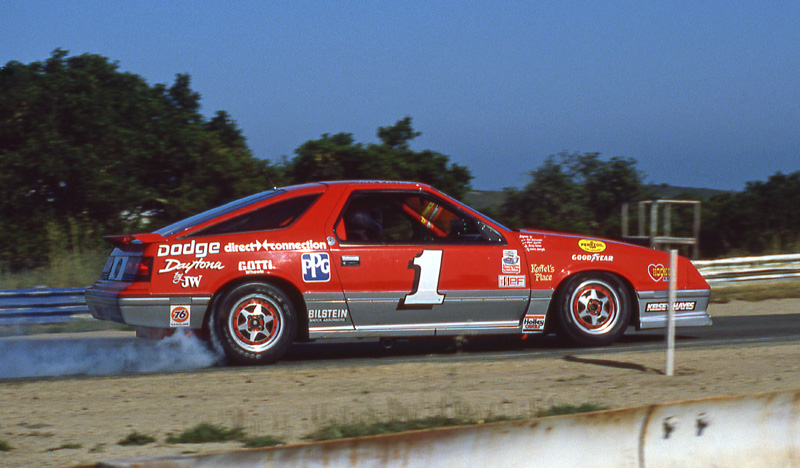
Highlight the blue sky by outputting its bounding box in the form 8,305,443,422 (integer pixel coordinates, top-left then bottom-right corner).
4,1,799,192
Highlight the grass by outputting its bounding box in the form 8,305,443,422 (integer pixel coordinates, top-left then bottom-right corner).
166,423,247,444
709,280,800,303
303,401,605,442
118,431,157,446
122,402,604,451
0,440,12,452
303,414,518,441
536,403,608,417
165,422,285,448
242,435,285,448
0,248,108,289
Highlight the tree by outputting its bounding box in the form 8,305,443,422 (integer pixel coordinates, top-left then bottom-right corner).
701,171,800,257
377,116,420,150
288,117,472,199
0,49,270,269
498,152,644,237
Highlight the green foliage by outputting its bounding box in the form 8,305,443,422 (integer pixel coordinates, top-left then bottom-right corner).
0,49,270,270
498,152,643,237
118,431,157,446
304,415,513,441
288,117,472,199
165,423,246,444
0,51,471,271
701,171,800,257
304,401,608,442
536,403,608,417
710,280,800,304
242,435,285,448
0,440,12,452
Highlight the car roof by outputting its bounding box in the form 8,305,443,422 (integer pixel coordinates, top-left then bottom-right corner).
308,180,433,190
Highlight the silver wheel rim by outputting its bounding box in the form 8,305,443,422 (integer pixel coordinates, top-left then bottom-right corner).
568,279,621,335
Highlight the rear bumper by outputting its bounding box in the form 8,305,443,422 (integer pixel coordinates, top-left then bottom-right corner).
85,281,211,329
636,289,712,329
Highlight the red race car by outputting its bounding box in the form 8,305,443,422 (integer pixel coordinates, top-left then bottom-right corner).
86,181,711,364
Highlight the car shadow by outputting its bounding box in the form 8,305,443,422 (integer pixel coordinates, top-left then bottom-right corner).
281,328,695,363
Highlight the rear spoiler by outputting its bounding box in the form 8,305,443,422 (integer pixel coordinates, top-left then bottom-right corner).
103,233,165,249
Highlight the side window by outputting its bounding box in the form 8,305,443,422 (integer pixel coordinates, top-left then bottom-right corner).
335,192,505,245
190,194,320,236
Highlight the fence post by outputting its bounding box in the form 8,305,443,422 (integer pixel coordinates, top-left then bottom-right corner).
666,249,678,377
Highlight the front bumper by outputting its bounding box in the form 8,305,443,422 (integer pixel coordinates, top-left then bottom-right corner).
636,289,712,329
85,281,211,329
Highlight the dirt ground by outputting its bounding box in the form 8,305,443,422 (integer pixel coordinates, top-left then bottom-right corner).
2,299,800,468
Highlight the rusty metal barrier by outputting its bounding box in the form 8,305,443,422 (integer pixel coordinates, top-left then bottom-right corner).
93,388,800,468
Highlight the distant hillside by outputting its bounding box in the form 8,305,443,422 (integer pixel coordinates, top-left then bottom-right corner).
465,184,732,211
642,184,731,199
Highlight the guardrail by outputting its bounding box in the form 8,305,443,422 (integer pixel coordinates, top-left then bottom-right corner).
0,287,90,325
93,388,800,468
693,253,800,284
1,253,798,325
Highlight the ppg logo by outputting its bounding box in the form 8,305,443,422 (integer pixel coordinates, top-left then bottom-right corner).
302,253,330,282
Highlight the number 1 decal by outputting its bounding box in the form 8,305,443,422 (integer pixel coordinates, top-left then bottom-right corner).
402,250,445,307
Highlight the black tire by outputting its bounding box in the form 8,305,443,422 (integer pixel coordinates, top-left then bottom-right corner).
556,273,630,346
211,282,296,365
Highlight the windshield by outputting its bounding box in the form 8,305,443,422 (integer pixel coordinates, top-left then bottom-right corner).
156,190,283,237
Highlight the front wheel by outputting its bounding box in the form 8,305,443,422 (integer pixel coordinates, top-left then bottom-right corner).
212,282,296,365
556,273,630,346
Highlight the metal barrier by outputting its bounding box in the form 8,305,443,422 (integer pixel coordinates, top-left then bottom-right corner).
92,388,800,468
693,253,800,284
1,253,798,325
0,287,90,325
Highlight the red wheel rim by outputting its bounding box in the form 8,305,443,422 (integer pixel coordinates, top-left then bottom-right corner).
228,295,282,352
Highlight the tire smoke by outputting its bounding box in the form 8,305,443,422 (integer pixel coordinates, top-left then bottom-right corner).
0,332,222,379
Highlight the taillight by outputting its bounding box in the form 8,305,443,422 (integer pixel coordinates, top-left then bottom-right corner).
101,255,152,282
134,257,153,282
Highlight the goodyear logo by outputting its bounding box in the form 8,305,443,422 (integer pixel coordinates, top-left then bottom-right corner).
578,239,606,253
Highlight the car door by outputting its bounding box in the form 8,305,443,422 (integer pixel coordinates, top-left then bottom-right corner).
329,190,529,335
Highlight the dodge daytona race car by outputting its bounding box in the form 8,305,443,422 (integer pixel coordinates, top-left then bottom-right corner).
86,180,711,364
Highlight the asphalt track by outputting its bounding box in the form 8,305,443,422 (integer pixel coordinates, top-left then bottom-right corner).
2,314,799,379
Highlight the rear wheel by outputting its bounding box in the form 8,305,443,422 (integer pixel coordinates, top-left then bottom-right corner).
557,273,630,346
212,282,296,365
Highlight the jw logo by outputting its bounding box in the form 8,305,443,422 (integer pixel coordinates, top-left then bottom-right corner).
173,272,202,288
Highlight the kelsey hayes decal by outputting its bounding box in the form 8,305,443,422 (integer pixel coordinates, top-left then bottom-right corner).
645,301,696,312
578,239,606,253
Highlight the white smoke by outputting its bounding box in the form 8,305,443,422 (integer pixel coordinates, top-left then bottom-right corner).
0,332,222,379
